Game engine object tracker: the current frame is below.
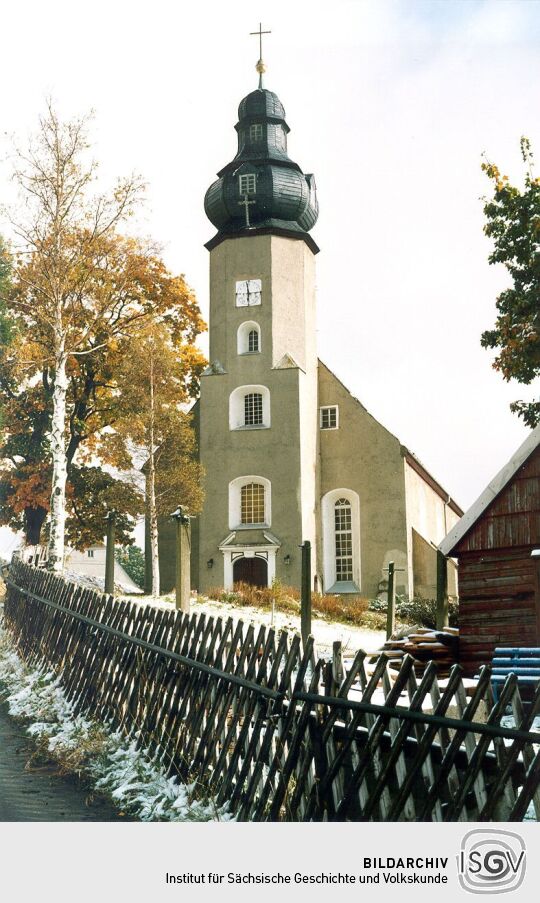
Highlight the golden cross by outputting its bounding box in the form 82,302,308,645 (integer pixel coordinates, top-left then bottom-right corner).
250,22,271,61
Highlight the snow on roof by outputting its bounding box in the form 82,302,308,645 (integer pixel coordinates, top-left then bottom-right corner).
439,424,540,557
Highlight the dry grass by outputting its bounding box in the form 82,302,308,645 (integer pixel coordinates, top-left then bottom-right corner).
31,723,110,776
206,581,376,629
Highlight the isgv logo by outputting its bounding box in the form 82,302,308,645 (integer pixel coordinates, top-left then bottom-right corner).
458,830,526,895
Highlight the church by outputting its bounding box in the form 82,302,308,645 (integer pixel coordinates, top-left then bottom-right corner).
156,47,463,602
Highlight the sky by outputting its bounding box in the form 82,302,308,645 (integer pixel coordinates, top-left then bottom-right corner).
1,0,539,525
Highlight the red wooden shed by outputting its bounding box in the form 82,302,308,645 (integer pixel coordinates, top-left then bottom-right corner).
440,426,540,675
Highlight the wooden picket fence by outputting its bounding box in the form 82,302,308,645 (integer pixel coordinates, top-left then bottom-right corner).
3,558,540,822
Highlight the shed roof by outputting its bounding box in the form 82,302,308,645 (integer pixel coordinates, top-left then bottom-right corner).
439,424,540,557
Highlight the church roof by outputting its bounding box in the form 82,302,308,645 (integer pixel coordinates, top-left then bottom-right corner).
204,78,319,251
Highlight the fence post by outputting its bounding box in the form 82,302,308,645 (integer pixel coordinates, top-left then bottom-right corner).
386,561,395,640
436,550,448,630
104,511,116,595
172,507,191,614
300,540,311,648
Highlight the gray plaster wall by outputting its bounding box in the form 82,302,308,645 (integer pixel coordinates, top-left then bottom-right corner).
317,362,408,598
197,233,319,594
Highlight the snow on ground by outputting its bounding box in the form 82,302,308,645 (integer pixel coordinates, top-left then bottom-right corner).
126,592,386,660
0,616,232,822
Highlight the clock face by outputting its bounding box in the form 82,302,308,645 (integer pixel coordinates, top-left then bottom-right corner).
235,279,261,307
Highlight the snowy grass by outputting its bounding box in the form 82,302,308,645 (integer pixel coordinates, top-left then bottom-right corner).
0,616,233,822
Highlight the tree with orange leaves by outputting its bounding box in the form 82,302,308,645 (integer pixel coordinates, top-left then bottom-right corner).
0,231,206,551
2,104,206,567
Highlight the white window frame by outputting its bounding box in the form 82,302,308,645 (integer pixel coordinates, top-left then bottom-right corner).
235,278,262,307
321,488,361,591
334,498,354,582
229,384,270,430
320,405,339,430
239,173,256,195
229,475,271,529
244,392,263,426
249,123,263,142
237,321,261,355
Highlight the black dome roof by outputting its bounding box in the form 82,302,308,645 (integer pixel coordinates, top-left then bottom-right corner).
238,89,286,122
204,85,318,250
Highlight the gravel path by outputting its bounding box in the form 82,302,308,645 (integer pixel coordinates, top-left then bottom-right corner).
0,702,124,822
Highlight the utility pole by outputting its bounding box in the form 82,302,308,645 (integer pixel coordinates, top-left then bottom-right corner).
172,507,191,614
104,510,116,596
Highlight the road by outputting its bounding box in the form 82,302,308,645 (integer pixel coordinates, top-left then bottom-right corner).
0,702,125,822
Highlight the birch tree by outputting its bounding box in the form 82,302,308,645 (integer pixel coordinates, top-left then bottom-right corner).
1,231,205,551
5,103,144,570
114,322,204,596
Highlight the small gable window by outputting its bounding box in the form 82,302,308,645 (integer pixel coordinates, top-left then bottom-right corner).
239,173,256,195
320,406,339,430
236,279,261,307
250,123,263,142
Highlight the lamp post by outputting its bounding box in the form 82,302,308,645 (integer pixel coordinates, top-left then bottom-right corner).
171,506,191,614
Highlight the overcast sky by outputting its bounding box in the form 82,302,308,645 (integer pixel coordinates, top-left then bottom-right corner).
1,0,539,517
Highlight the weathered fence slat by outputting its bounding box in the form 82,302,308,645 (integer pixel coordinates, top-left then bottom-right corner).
3,558,540,823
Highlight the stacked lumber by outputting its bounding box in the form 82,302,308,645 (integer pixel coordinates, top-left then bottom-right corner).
378,626,459,678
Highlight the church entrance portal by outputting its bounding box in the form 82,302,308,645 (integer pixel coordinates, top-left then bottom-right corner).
233,556,268,588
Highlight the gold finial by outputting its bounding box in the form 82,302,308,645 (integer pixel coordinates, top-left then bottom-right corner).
250,22,271,88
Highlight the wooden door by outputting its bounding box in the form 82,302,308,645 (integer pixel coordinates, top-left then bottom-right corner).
233,556,268,588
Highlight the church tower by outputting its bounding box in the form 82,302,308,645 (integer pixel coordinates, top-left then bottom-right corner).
194,52,320,593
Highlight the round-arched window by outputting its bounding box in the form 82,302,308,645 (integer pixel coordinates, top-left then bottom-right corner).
334,498,353,582
229,476,271,529
237,321,261,355
241,483,265,524
248,329,259,353
229,385,270,430
244,392,263,426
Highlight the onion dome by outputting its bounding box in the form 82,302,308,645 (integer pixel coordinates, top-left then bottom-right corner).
204,83,319,252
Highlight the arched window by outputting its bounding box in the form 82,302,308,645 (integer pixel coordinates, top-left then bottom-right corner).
229,385,270,430
321,488,360,592
241,483,265,524
237,321,261,354
334,499,353,581
229,476,271,529
244,392,263,426
248,329,259,353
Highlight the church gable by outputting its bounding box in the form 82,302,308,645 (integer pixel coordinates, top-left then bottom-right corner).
317,360,408,598
317,360,404,469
